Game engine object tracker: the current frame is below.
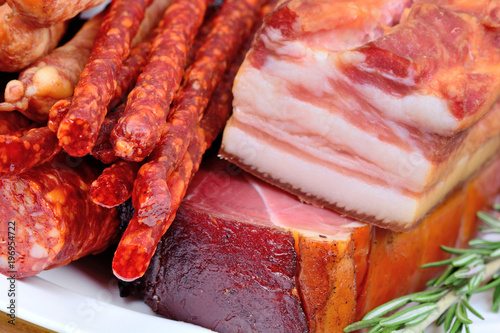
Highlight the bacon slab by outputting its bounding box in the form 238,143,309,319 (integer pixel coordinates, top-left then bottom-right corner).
0,156,120,278
221,0,500,231
0,13,104,123
56,0,151,157
0,4,67,73
5,0,108,27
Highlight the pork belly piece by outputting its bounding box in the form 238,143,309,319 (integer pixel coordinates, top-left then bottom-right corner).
120,155,500,332
221,0,500,230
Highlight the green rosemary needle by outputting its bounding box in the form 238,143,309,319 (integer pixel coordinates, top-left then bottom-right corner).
343,209,500,333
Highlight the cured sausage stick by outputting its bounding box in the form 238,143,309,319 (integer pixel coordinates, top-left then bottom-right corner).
6,0,108,27
47,99,70,133
113,129,204,281
56,0,152,157
90,6,221,208
109,36,156,110
132,0,264,227
111,0,208,110
90,160,141,208
0,13,105,123
111,0,209,162
0,127,61,177
102,0,174,110
0,156,120,279
0,4,67,73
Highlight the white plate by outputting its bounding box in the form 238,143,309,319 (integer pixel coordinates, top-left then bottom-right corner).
0,249,213,333
0,244,498,333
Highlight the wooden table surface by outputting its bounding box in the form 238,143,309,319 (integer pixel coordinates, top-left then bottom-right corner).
0,312,56,333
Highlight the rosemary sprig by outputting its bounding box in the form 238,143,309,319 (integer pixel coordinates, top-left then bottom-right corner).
344,209,500,333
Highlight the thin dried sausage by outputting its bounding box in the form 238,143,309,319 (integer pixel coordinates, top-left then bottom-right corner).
56,0,152,157
90,160,141,208
111,49,246,280
111,0,209,162
110,0,174,109
113,130,203,281
47,98,71,133
112,0,273,280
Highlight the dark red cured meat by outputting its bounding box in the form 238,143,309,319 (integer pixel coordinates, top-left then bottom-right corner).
56,0,152,157
119,153,500,332
0,127,61,177
142,205,308,333
111,0,209,162
91,105,125,164
132,0,265,227
0,155,120,278
90,160,141,208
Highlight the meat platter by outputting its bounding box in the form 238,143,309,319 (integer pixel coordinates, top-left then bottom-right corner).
1,0,499,332
0,243,499,332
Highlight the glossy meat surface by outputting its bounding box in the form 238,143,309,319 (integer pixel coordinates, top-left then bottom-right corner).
221,0,500,230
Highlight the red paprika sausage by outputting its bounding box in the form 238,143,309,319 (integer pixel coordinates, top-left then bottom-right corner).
0,156,120,278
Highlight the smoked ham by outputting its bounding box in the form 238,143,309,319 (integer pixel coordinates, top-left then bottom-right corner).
121,155,500,333
220,0,500,231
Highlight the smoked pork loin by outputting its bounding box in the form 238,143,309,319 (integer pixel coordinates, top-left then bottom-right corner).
120,155,500,332
220,0,500,231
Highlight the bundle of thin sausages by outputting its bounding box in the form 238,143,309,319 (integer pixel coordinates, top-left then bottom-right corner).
0,0,271,280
